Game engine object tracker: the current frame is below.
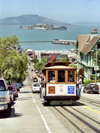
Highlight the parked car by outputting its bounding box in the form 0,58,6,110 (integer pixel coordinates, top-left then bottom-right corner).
83,84,99,94
33,74,38,82
0,78,11,117
18,81,23,88
33,78,38,82
16,83,21,88
37,72,40,77
8,85,18,99
11,83,19,91
8,86,14,104
11,83,21,91
32,83,40,92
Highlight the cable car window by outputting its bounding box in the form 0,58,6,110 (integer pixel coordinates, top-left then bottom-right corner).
48,71,55,82
68,71,74,82
58,70,65,82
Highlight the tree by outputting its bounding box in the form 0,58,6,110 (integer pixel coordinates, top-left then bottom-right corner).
69,64,77,68
0,35,28,83
78,68,84,76
32,59,39,63
33,58,47,72
61,57,69,62
34,62,45,72
93,49,100,70
41,58,47,64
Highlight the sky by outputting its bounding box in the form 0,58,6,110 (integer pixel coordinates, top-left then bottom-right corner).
0,0,100,23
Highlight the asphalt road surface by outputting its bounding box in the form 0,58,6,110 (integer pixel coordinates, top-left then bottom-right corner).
0,64,100,133
0,76,73,133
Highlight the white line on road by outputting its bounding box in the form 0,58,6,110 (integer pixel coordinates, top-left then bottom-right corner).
36,105,51,133
28,88,51,133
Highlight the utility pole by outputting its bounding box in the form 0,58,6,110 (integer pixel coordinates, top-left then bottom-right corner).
95,45,98,84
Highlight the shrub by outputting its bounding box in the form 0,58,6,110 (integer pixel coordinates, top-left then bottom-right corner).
83,79,90,86
32,59,39,63
90,79,100,83
69,64,77,68
90,74,100,80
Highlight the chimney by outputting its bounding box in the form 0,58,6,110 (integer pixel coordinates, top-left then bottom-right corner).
91,28,98,39
33,51,36,59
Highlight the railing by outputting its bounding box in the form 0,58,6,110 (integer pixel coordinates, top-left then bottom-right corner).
19,41,52,43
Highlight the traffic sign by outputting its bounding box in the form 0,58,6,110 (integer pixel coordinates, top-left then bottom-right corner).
94,66,99,71
68,86,75,94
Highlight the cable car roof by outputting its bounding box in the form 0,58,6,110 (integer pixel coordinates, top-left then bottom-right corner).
42,61,77,70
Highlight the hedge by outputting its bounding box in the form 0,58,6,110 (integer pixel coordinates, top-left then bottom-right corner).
90,74,100,80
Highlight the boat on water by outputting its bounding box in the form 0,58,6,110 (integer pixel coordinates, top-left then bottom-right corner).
52,39,76,45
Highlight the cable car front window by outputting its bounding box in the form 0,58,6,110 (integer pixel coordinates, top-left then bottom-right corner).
68,71,74,82
48,71,55,83
58,70,65,82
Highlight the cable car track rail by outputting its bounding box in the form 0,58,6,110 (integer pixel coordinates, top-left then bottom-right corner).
52,106,100,133
80,97,100,107
69,106,100,125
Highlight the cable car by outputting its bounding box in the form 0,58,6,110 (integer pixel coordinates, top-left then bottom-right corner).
42,61,79,105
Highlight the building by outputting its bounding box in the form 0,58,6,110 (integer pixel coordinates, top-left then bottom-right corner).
47,54,56,62
76,28,100,79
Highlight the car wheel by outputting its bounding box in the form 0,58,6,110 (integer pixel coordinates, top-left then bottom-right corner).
47,100,51,105
3,104,11,118
13,95,15,101
10,97,12,105
17,89,20,91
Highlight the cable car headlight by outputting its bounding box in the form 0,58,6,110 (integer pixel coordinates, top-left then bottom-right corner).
48,86,55,94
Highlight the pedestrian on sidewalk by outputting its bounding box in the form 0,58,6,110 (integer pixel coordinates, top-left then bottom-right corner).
77,75,82,98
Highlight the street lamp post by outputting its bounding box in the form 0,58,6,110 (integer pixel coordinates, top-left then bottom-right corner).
94,45,99,84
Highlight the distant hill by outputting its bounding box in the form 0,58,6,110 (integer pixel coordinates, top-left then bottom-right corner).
0,14,71,26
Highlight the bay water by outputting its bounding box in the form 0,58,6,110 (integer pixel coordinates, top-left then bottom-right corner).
0,24,100,50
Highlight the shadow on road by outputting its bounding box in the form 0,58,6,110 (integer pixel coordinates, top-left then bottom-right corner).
0,108,23,119
10,108,23,118
18,91,31,94
42,100,85,107
71,101,85,106
17,97,33,101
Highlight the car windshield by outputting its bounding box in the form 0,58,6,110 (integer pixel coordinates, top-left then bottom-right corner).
34,84,40,87
0,80,6,91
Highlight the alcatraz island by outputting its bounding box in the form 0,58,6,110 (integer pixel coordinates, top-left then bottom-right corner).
19,23,67,30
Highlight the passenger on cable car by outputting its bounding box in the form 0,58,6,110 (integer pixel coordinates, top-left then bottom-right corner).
50,77,55,82
40,74,46,100
77,75,82,98
68,78,73,82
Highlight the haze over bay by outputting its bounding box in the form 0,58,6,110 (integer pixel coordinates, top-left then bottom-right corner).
1,24,100,50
